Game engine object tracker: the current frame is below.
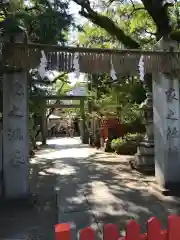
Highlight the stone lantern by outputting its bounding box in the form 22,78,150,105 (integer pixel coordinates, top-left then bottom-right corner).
133,74,154,172
141,92,154,143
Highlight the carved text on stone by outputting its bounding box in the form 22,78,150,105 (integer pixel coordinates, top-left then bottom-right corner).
165,85,179,155
167,127,179,140
169,146,179,153
167,108,178,121
7,128,23,141
8,105,23,118
165,88,178,102
13,81,24,98
9,150,25,167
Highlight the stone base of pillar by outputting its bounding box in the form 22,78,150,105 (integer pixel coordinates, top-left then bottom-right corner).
94,134,101,148
42,139,47,145
100,138,104,148
82,131,89,144
89,133,94,146
149,182,180,197
0,192,37,206
130,141,154,174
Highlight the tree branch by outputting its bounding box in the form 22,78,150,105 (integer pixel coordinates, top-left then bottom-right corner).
79,9,140,48
141,0,173,39
73,0,140,49
128,0,145,18
25,6,41,12
128,7,145,20
132,7,145,12
74,0,174,43
51,72,67,84
129,0,145,13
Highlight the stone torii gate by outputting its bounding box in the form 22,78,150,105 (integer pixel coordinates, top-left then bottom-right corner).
37,94,88,144
2,37,180,199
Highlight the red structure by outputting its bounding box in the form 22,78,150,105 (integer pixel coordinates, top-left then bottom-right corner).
100,117,122,140
55,215,180,240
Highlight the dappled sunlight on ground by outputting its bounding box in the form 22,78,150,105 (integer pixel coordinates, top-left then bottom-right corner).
1,137,180,239
30,137,180,238
45,166,77,175
35,138,94,160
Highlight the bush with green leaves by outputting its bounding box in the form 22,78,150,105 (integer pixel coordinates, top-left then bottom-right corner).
120,103,143,124
111,133,144,155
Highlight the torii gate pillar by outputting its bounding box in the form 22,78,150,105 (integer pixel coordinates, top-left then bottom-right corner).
152,38,180,192
80,99,89,144
3,33,29,199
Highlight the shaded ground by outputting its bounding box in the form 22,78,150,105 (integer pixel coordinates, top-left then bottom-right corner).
0,137,180,239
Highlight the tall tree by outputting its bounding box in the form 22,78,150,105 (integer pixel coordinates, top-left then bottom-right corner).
78,4,156,49
0,0,74,44
73,0,180,48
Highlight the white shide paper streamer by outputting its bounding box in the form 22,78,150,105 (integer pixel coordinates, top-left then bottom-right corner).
110,59,117,81
138,55,144,81
73,52,80,78
38,50,48,79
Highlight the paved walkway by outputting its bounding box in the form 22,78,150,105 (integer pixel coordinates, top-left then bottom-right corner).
1,137,180,239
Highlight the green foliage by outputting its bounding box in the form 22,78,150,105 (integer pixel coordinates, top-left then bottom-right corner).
53,74,71,95
78,23,118,48
0,0,76,142
90,77,145,126
78,4,148,129
24,0,72,44
78,2,156,49
120,103,143,124
111,133,144,155
116,4,156,46
75,0,180,47
0,0,74,44
0,0,78,144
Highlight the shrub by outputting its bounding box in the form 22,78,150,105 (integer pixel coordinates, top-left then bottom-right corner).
123,133,144,142
118,103,145,136
111,133,144,155
120,103,143,125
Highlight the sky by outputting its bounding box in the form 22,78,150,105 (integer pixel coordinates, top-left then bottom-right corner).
68,1,86,44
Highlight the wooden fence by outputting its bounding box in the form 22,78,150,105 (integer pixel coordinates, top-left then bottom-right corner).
55,215,180,240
